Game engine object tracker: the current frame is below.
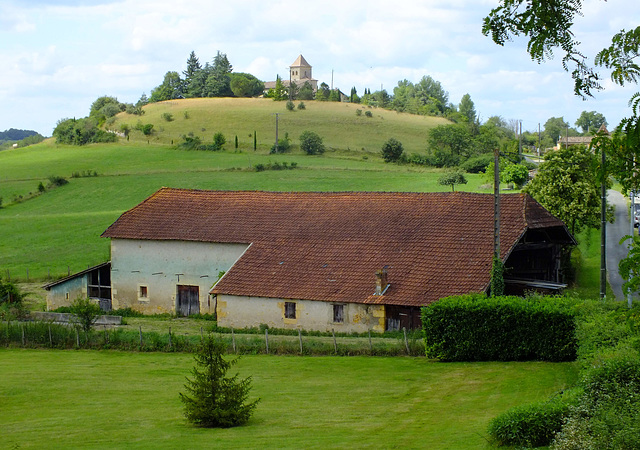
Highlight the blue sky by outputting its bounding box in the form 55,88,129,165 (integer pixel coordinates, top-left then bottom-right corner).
1,0,639,136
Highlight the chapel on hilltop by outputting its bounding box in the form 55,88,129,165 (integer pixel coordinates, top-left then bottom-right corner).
264,54,318,92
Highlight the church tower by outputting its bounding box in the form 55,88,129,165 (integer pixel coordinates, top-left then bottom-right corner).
290,54,312,82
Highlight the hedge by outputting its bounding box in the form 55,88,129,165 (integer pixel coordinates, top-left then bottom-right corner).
422,294,577,362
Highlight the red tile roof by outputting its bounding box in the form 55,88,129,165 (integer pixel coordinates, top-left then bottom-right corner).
102,188,571,307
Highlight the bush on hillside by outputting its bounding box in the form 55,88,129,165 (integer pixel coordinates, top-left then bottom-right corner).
53,118,117,145
381,138,404,163
300,131,325,155
70,297,102,333
422,294,578,362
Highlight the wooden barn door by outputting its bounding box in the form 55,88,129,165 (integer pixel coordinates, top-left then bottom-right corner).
176,285,200,316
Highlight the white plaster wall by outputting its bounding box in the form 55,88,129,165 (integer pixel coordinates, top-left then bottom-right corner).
46,276,87,310
217,294,385,333
110,239,249,314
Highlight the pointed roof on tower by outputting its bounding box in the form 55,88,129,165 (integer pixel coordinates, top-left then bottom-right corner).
291,54,311,68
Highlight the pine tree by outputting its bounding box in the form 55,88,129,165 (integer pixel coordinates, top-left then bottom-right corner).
180,335,259,428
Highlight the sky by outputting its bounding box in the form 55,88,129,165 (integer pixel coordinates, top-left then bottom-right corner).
1,0,639,137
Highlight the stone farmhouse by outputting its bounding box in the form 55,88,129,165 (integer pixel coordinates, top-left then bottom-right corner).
67,188,577,333
264,54,318,92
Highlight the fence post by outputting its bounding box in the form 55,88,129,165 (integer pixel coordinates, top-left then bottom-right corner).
403,327,410,355
368,329,373,354
139,325,143,347
200,326,203,340
21,323,25,346
168,327,172,350
332,328,337,354
298,329,303,354
48,325,52,347
265,328,269,354
75,328,79,347
231,328,236,353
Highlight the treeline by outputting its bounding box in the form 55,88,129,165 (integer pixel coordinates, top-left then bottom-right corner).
149,51,264,102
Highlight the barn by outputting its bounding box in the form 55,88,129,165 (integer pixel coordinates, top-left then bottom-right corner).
99,188,575,332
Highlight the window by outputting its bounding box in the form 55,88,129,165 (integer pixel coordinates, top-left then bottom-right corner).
139,285,148,298
284,302,296,319
333,304,344,323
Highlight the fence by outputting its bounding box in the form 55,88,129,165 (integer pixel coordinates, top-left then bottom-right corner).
0,320,426,357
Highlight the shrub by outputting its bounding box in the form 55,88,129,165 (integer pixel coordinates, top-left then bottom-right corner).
180,335,259,427
140,123,154,136
488,398,569,447
213,132,226,151
286,100,295,111
461,154,493,173
69,297,102,333
297,102,306,110
553,355,640,449
183,111,190,119
422,294,578,362
300,131,325,155
48,176,68,187
161,112,174,122
381,138,404,163
365,110,373,117
355,109,362,116
270,138,291,154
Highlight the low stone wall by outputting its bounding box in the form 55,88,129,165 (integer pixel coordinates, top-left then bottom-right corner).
31,311,122,325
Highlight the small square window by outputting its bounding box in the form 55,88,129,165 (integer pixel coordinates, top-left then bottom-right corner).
284,302,296,319
139,286,148,298
333,304,344,323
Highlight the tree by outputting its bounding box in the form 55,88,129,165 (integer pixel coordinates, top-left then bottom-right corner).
299,131,325,155
438,171,468,192
150,71,184,102
575,111,607,134
381,138,404,163
70,297,102,333
180,335,259,428
204,51,233,97
298,81,315,100
269,76,287,101
212,132,226,151
500,162,529,188
523,145,609,235
183,51,202,81
315,82,330,101
458,93,476,124
427,124,474,166
229,73,264,97
543,117,570,145
619,234,640,297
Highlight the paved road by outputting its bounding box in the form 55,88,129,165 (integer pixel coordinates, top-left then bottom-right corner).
606,190,634,301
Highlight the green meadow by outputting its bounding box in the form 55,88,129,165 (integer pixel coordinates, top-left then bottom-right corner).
0,99,491,281
0,349,578,449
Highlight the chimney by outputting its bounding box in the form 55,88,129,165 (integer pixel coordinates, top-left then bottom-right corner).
375,268,388,295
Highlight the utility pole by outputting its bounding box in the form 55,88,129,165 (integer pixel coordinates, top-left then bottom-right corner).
494,148,500,259
600,144,607,300
630,190,635,308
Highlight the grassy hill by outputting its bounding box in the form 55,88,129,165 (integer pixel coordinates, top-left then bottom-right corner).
0,98,487,281
112,97,451,153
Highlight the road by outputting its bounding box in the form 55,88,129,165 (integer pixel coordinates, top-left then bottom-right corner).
606,189,635,301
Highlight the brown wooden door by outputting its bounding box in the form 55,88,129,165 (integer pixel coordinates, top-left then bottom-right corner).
176,285,200,316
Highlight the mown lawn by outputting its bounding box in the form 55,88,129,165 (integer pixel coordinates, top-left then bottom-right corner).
0,349,577,449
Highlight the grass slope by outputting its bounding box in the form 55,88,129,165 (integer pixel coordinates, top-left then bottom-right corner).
0,109,490,281
113,97,451,153
1,349,577,449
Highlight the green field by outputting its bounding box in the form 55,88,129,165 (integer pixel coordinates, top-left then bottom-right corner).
1,349,577,449
0,99,492,281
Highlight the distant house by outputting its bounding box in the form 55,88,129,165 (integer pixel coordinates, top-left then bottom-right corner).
264,54,318,93
43,262,111,311
557,124,610,149
97,188,575,332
